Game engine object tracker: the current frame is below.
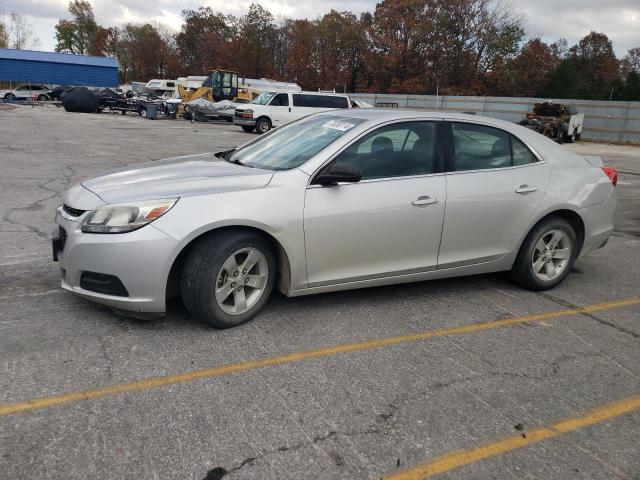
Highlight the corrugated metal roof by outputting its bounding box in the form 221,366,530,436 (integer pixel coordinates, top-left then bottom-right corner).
0,48,119,68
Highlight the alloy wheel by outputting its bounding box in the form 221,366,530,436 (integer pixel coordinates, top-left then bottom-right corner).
215,247,269,315
531,229,571,281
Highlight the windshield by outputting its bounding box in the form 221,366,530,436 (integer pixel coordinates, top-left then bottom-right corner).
228,115,366,170
252,92,275,105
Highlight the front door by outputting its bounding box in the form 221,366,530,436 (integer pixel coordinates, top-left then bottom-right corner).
304,120,446,287
437,121,551,269
268,93,293,127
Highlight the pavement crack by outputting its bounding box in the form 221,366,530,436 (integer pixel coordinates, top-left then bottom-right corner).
96,334,114,380
540,292,640,339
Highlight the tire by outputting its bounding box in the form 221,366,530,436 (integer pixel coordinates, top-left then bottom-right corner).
575,132,581,141
140,108,147,117
4,93,15,102
510,216,578,291
555,127,565,144
241,125,255,133
37,94,48,101
567,128,576,143
255,117,271,134
181,230,277,328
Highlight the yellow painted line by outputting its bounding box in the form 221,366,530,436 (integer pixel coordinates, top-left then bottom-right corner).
1,296,639,417
385,393,640,479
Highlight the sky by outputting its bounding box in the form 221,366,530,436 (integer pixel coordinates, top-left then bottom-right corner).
2,0,638,56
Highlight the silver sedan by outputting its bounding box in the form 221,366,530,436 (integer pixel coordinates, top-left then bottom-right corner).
53,110,618,327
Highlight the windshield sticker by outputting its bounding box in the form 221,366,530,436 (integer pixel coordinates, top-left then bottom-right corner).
322,120,356,131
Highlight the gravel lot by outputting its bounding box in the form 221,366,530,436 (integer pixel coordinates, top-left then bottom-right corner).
1,105,639,480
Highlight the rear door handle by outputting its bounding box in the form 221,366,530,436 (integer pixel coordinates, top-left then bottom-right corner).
515,185,538,194
412,196,439,206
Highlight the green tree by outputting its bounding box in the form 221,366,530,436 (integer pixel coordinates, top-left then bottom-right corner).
538,57,580,99
622,70,640,101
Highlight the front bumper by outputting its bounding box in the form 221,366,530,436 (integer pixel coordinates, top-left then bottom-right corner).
53,207,178,313
233,116,256,127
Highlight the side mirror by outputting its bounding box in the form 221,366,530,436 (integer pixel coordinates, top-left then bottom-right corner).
313,164,362,186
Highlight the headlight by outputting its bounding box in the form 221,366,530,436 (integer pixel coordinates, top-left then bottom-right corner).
81,198,178,233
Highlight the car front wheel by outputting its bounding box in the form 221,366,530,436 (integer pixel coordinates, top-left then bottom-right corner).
181,230,276,328
510,216,578,291
4,93,15,102
255,117,271,134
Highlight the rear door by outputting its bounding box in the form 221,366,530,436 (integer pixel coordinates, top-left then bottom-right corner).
437,121,551,269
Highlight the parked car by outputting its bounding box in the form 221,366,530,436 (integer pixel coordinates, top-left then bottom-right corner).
234,91,351,133
1,83,51,101
53,110,617,328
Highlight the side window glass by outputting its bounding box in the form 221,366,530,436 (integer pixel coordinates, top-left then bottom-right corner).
451,123,511,171
334,122,437,180
271,93,289,107
292,94,304,107
511,136,537,165
304,95,320,108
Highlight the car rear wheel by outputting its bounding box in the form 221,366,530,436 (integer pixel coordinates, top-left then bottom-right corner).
181,230,276,328
255,117,271,134
37,94,48,101
510,216,578,291
4,93,15,102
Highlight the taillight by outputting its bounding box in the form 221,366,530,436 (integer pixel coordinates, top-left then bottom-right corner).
601,166,618,187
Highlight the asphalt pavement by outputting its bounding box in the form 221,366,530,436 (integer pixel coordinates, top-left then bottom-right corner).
1,105,639,480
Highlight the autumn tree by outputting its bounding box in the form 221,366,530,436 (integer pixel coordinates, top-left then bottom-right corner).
490,38,559,96
115,23,178,82
176,7,236,74
281,11,366,91
282,19,321,88
570,31,619,99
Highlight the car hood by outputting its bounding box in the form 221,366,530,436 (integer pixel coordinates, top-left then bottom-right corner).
80,153,274,204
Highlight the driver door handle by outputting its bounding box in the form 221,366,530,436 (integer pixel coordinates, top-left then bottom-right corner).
412,196,439,206
515,185,538,194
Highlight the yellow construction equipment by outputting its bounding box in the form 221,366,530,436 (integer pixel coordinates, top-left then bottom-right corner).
178,69,255,118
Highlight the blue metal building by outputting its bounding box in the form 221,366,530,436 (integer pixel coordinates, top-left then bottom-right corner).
0,49,119,87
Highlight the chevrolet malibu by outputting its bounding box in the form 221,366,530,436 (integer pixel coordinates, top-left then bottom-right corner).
53,110,618,328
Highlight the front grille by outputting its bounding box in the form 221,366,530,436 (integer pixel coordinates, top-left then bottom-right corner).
63,204,86,217
59,226,67,251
